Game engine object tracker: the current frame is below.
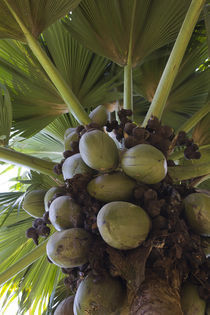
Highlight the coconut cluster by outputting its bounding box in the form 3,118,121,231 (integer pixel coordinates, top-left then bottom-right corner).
23,106,210,314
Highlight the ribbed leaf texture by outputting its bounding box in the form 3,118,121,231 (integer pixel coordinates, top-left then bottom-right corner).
193,112,210,146
63,0,191,66
133,42,210,130
0,84,12,146
0,0,81,41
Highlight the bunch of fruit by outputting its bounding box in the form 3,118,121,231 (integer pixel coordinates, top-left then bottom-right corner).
23,106,209,314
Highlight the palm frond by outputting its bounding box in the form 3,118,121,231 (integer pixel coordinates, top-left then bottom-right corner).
45,114,79,142
14,132,64,162
204,2,210,56
133,42,210,130
63,0,191,67
0,26,121,139
43,21,121,107
193,112,210,145
0,171,62,314
46,278,72,314
0,39,67,138
0,0,81,41
0,84,12,146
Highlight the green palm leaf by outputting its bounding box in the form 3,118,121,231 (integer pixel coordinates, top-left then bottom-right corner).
0,170,62,314
63,0,191,67
0,39,66,138
133,42,210,130
43,21,121,107
193,112,210,146
45,113,79,142
0,25,120,138
14,132,64,163
0,84,12,146
0,0,81,41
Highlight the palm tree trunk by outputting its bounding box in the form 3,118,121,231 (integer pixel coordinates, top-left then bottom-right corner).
129,271,183,315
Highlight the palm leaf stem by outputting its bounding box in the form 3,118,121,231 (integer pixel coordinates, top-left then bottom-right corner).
142,0,206,127
0,147,55,177
168,162,210,181
2,0,91,125
123,0,136,114
0,240,47,286
176,101,210,135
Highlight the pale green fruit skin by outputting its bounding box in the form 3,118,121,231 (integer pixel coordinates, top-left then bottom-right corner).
74,272,125,315
89,105,108,127
44,186,65,211
87,172,136,202
181,282,206,315
64,127,76,141
184,193,210,236
46,228,92,268
62,153,93,180
121,144,167,184
64,131,79,151
23,189,46,218
79,130,119,171
49,196,83,231
97,201,151,250
54,296,74,315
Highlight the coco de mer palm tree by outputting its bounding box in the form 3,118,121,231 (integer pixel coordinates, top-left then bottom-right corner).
0,0,209,314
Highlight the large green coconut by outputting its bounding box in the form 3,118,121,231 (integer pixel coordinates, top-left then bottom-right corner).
87,172,136,202
44,186,65,211
89,105,108,127
22,189,46,218
49,196,83,231
79,130,119,172
121,144,167,184
54,296,74,315
74,271,125,315
184,193,210,236
46,228,92,268
62,153,93,180
64,131,79,151
64,127,76,141
181,282,206,315
97,201,151,250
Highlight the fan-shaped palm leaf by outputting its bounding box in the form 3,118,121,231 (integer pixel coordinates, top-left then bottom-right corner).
0,0,81,41
0,39,67,138
46,278,72,314
193,112,210,146
42,21,121,107
0,84,12,146
204,2,210,55
14,132,64,163
0,170,62,314
133,42,210,130
63,0,191,67
0,26,120,138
